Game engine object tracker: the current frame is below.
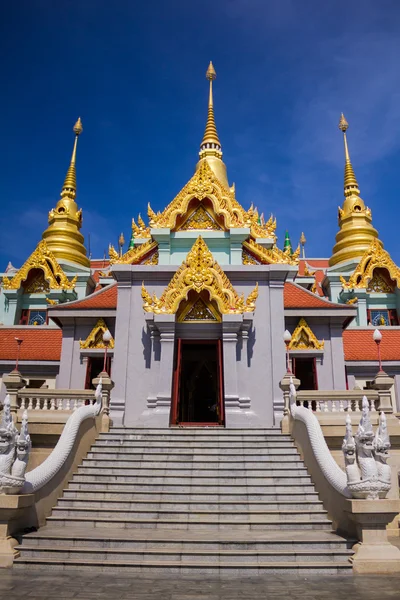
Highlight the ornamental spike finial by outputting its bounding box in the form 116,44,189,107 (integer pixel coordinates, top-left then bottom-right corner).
200,61,221,152
61,117,83,199
338,113,360,196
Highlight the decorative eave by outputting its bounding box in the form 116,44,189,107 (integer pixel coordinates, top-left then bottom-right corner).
109,239,158,265
2,240,77,291
242,238,300,266
141,236,258,315
147,161,277,240
132,215,151,239
80,318,115,349
288,318,324,350
340,239,400,290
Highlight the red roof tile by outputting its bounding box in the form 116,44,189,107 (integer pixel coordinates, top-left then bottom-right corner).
0,328,62,361
284,282,349,309
343,329,400,361
90,259,110,269
58,283,117,310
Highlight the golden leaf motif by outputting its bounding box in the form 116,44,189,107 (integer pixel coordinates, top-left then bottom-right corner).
2,240,77,291
142,236,258,315
288,318,324,350
180,206,221,231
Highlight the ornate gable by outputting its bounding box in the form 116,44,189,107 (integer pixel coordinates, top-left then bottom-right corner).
2,241,77,291
288,318,324,350
142,236,258,315
242,238,300,266
147,161,276,240
340,239,400,290
80,318,115,349
179,205,222,231
109,239,158,265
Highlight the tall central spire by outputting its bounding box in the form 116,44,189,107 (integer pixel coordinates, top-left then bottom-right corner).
200,62,221,150
61,117,83,198
196,61,229,188
339,113,360,196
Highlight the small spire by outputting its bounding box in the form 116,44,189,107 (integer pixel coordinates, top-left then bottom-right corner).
339,113,360,197
284,231,293,255
61,118,83,199
300,232,306,258
200,61,222,152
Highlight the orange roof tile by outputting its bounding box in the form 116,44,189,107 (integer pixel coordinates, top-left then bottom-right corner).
284,282,349,309
90,259,110,269
0,328,62,361
59,283,117,310
343,329,400,361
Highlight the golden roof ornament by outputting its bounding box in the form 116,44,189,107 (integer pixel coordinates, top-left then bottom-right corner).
196,61,229,188
329,114,380,267
41,118,90,267
141,236,258,315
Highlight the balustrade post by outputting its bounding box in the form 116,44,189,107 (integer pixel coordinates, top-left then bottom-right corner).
372,371,395,414
279,373,300,434
2,371,26,421
92,372,115,432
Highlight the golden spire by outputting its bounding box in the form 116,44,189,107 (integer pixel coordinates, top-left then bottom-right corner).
42,118,90,268
329,114,380,267
339,113,360,196
196,61,229,188
200,62,221,149
61,118,83,198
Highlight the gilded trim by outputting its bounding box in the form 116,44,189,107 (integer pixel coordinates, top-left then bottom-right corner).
242,238,300,266
2,241,77,291
80,318,115,349
109,239,158,265
288,318,324,350
340,239,400,290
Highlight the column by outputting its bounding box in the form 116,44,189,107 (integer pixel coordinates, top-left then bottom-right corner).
155,314,176,407
222,315,241,417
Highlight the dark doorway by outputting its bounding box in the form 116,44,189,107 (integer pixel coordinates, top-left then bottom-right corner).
84,356,112,389
293,357,318,390
170,340,224,426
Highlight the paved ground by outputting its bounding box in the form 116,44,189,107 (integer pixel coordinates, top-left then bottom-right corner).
1,571,400,599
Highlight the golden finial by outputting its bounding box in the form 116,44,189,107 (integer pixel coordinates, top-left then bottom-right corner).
200,61,221,151
338,113,359,195
61,117,83,198
338,113,348,133
300,232,306,245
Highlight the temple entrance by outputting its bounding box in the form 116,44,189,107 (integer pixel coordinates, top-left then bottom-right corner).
170,339,224,426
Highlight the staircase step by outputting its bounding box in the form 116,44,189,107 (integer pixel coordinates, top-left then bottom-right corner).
46,515,333,530
15,427,352,574
62,489,321,501
57,498,324,511
13,556,352,574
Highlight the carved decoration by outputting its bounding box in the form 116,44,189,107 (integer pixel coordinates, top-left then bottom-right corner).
80,318,115,349
242,249,260,265
367,271,394,293
143,250,159,265
345,297,358,305
178,296,221,323
340,239,400,290
23,270,51,293
288,318,324,350
180,205,221,231
132,215,151,239
0,397,31,494
109,239,158,265
2,241,77,291
242,238,300,266
147,161,277,239
142,236,258,315
342,399,391,499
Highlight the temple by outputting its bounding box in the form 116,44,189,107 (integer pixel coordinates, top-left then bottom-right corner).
1,65,399,424
1,61,400,575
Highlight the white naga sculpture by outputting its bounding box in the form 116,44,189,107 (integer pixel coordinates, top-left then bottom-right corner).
0,396,31,494
289,379,392,501
342,397,391,499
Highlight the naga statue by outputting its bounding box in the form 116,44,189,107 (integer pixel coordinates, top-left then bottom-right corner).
0,396,31,494
342,396,391,500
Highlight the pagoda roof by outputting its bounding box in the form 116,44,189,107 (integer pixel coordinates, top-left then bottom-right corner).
0,327,62,361
54,282,117,310
343,328,400,362
284,282,350,309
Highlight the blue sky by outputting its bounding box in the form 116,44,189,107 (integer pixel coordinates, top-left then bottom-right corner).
1,0,400,267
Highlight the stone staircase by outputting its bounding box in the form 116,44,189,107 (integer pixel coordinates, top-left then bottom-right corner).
15,428,353,574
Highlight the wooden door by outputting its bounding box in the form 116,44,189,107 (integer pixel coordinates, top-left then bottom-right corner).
170,338,182,425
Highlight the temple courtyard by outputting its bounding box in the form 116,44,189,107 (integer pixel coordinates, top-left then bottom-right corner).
1,571,400,599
